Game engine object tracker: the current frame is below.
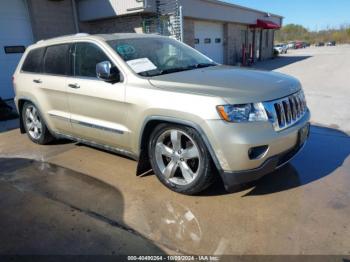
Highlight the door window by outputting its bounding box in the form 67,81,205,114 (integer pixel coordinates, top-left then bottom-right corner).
73,43,112,78
21,48,45,73
43,44,70,75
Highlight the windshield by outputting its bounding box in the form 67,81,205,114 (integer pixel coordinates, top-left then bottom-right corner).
107,37,217,77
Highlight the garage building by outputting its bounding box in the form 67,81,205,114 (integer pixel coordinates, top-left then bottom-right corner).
0,0,282,99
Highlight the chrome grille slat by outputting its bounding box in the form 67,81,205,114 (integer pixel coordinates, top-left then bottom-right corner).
263,90,307,132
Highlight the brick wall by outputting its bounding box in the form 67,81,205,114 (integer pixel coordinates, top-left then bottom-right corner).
260,29,274,60
79,15,144,34
224,23,248,65
27,0,76,41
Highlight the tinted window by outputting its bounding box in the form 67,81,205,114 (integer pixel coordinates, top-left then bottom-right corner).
73,43,111,78
43,44,70,75
22,48,45,73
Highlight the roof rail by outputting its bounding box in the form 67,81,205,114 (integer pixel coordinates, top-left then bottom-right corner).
74,33,90,37
35,33,90,44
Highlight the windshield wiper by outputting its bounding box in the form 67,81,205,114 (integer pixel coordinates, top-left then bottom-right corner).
157,63,217,76
157,66,195,75
194,63,217,68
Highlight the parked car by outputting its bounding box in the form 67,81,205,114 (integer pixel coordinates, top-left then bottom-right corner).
315,42,325,47
13,33,310,194
302,42,310,48
274,44,288,54
326,41,336,46
295,42,304,49
287,42,296,49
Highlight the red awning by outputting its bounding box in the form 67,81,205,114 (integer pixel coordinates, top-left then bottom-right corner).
250,19,280,29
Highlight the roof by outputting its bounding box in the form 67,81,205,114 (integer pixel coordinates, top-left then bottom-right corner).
31,33,165,48
204,0,283,19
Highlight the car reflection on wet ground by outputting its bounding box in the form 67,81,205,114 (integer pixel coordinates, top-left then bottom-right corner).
0,124,349,255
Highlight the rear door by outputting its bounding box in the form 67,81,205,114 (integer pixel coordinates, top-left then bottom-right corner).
39,44,72,134
18,45,71,135
66,42,128,149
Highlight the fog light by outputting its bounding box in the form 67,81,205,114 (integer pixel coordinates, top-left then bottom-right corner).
248,145,269,160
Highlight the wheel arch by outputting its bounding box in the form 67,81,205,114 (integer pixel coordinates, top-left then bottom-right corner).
18,98,31,134
136,116,223,176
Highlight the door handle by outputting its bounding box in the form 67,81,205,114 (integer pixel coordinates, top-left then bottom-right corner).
68,83,80,89
33,79,42,84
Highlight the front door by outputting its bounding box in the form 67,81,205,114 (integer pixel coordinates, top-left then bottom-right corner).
67,42,128,149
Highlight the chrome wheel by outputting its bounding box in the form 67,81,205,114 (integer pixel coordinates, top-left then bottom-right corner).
155,129,201,186
25,105,42,140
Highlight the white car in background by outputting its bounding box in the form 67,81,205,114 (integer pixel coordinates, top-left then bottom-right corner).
274,44,288,54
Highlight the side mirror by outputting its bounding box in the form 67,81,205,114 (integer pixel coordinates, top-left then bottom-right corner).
96,61,120,83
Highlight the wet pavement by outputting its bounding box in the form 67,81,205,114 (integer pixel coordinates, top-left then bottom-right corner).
1,47,350,255
0,125,349,255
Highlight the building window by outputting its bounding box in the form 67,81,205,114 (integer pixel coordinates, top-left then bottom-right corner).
194,38,200,44
215,38,221,43
204,38,211,44
4,46,25,54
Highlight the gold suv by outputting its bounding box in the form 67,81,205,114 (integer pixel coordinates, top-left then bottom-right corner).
13,33,310,194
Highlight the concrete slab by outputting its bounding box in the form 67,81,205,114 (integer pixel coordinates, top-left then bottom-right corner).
0,46,349,255
0,126,349,255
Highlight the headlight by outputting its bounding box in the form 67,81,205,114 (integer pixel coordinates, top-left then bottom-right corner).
216,103,268,122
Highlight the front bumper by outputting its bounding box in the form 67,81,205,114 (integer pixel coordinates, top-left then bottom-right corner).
202,110,310,191
220,136,308,192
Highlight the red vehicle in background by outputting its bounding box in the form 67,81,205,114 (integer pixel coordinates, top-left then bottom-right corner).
295,42,303,49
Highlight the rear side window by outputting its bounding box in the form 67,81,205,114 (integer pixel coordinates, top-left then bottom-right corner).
73,43,112,78
21,48,45,73
43,44,70,76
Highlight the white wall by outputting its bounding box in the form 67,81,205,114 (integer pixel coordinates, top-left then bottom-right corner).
0,0,33,99
178,0,282,26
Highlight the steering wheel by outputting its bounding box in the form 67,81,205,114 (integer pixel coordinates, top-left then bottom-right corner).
163,56,179,67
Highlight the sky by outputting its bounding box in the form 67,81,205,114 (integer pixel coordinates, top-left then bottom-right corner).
223,0,350,31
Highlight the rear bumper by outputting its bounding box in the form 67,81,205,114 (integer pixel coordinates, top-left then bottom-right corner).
220,134,308,192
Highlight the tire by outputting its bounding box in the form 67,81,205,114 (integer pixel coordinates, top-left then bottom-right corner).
148,123,215,195
22,102,54,145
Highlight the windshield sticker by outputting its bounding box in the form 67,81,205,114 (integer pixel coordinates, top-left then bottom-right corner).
127,58,157,73
116,44,136,56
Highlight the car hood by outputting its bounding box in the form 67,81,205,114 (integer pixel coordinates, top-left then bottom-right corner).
148,65,301,104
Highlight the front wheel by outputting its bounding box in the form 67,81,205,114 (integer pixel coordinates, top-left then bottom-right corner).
148,124,215,195
22,102,54,144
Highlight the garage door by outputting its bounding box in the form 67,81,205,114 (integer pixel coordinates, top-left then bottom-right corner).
194,21,224,64
0,0,33,99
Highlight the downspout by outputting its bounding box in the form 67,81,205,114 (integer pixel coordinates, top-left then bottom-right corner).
179,5,184,42
71,0,80,33
24,0,36,41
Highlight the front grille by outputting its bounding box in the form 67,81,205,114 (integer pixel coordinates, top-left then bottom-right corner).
264,90,307,131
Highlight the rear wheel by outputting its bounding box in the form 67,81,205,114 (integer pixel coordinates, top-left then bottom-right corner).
148,124,215,195
22,102,54,144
